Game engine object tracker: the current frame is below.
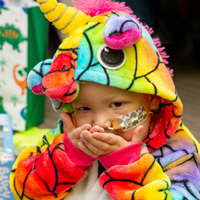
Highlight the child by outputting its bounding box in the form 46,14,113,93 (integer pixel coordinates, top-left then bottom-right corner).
10,0,200,199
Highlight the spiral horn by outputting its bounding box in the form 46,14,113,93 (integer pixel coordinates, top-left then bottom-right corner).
37,0,91,35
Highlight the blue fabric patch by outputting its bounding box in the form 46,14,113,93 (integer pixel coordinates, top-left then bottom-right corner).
141,26,157,53
75,41,109,85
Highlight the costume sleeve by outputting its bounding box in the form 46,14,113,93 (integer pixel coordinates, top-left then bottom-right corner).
98,142,142,169
151,127,200,200
99,153,172,200
64,131,96,170
10,133,86,200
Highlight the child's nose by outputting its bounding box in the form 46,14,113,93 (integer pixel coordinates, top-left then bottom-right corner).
92,113,112,129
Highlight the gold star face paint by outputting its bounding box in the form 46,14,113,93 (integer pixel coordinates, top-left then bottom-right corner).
108,105,147,134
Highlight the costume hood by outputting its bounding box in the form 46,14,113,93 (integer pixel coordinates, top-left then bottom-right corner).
27,0,183,151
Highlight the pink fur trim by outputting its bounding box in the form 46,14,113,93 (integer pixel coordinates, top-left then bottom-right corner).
72,0,133,17
153,38,169,64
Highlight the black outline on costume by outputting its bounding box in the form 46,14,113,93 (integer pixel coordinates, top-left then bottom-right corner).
76,32,94,80
77,31,110,85
109,20,140,37
13,143,76,199
141,158,155,184
42,134,50,146
32,61,51,78
85,22,100,32
171,178,198,199
63,89,77,97
111,11,119,16
57,47,78,56
120,20,140,33
102,157,157,189
126,46,163,95
126,44,138,90
172,110,182,118
131,191,136,200
153,144,189,160
164,122,171,139
146,145,156,151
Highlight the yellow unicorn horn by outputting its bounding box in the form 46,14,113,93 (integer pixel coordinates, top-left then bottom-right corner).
37,0,91,35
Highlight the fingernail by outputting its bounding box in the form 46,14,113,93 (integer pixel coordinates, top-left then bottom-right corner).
83,124,91,130
78,142,83,148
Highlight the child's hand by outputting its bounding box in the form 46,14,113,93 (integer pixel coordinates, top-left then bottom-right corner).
79,125,145,157
61,113,108,158
79,126,130,157
60,112,91,150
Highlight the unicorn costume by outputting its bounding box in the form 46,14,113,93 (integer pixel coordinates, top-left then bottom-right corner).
10,0,200,199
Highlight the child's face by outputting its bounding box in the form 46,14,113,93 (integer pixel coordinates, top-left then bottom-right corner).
72,81,151,141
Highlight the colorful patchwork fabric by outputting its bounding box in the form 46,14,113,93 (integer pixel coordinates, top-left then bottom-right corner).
10,119,200,200
98,125,200,200
99,153,172,200
27,0,183,151
10,133,85,200
152,125,200,200
10,0,200,199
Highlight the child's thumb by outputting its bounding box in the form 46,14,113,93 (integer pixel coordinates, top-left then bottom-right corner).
60,112,75,134
131,125,144,144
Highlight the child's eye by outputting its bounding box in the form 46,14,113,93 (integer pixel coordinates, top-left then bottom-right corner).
111,102,124,108
79,107,90,111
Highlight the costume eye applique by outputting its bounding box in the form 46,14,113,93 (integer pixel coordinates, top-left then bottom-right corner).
97,44,127,70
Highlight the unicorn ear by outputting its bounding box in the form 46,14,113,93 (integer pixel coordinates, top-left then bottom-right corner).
37,0,91,35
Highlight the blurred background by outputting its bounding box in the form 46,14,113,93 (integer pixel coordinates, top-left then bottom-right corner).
38,0,200,141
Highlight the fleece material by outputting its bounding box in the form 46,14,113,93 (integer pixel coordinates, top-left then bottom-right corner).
10,123,200,200
11,0,200,199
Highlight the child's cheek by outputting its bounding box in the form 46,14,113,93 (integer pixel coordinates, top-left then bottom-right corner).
118,129,133,142
75,114,92,127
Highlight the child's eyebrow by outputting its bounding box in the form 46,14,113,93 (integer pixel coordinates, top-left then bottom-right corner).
101,93,125,103
72,98,92,106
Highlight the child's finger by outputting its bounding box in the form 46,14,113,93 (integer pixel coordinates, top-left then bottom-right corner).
80,131,108,155
60,112,91,139
78,141,101,158
92,132,129,151
60,112,75,134
131,125,144,144
92,132,120,145
90,126,105,133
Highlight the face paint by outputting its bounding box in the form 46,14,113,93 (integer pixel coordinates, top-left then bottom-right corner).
108,105,147,134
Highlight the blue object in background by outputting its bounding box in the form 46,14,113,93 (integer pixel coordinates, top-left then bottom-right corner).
0,114,15,200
